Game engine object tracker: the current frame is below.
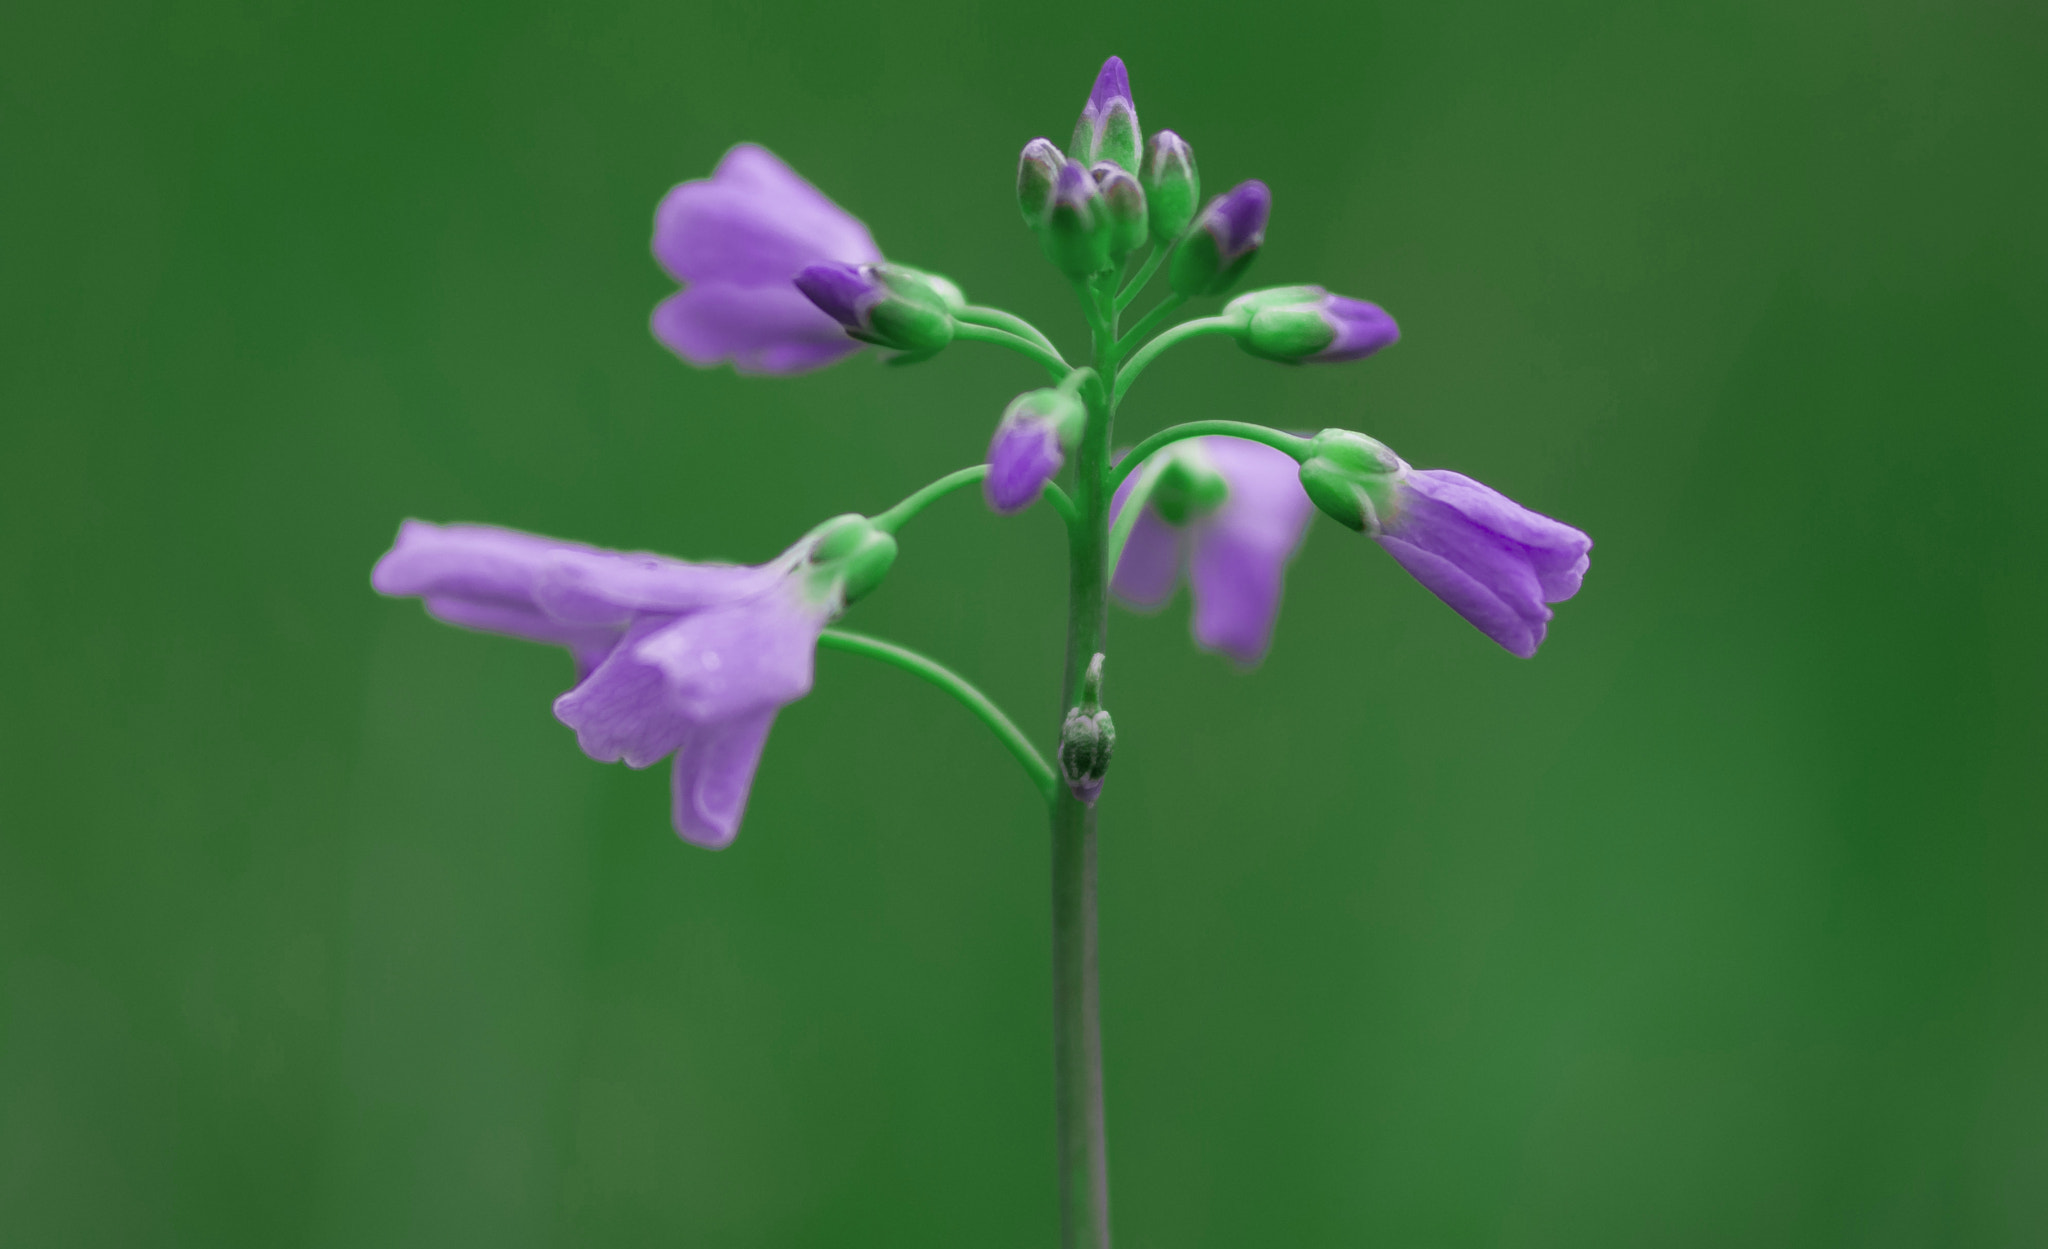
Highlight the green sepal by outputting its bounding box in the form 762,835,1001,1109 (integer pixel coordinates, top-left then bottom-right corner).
1169,228,1259,298
1150,445,1230,524
1297,429,1406,532
805,514,899,605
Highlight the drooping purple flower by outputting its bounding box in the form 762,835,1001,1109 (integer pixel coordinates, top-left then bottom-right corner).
984,387,1084,514
371,519,856,847
1110,437,1314,666
1374,469,1592,658
651,143,883,376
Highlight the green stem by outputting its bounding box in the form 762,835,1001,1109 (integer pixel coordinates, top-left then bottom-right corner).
1112,295,1187,357
958,305,1065,361
1106,421,1314,493
1050,273,1117,1249
954,323,1071,381
1105,452,1172,579
817,630,1057,806
870,465,989,534
1112,316,1236,403
1114,246,1168,313
1042,481,1082,537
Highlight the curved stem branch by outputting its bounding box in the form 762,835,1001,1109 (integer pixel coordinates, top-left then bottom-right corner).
1042,481,1082,538
869,465,989,534
1114,246,1169,313
818,629,1057,807
1112,316,1235,403
1106,421,1313,493
958,305,1065,361
954,322,1071,381
1112,295,1187,357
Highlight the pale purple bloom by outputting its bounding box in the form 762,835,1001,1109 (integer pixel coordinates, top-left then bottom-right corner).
1110,437,1314,666
371,520,832,848
651,143,882,376
1376,469,1592,658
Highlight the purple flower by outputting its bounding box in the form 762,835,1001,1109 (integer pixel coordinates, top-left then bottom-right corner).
371,519,862,848
985,387,1085,514
793,261,961,355
1375,469,1592,658
651,143,882,376
1110,437,1314,666
1226,286,1399,364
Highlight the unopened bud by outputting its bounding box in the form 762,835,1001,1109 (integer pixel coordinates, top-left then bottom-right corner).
805,514,899,603
1058,654,1115,803
986,388,1086,514
1224,286,1400,364
1140,131,1199,243
1017,137,1064,226
1169,180,1269,298
1091,162,1149,263
1296,429,1407,533
1070,56,1141,172
1040,160,1113,277
794,262,960,355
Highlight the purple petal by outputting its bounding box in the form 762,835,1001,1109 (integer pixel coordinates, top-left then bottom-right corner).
552,617,698,767
1377,532,1548,657
1400,470,1593,600
670,707,779,849
1206,181,1270,256
1109,464,1185,608
533,550,778,626
1314,298,1401,362
1185,438,1314,665
417,597,623,677
652,143,880,287
372,520,596,607
1376,470,1590,656
651,284,865,376
632,585,825,723
1088,56,1132,111
985,415,1065,514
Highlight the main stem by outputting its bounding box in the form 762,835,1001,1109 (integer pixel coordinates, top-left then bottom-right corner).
1054,275,1117,1249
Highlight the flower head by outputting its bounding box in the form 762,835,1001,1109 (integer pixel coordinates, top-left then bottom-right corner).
1110,437,1314,666
372,515,896,847
652,143,882,375
1296,430,1591,656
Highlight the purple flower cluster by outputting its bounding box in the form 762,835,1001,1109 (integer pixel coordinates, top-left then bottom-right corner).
372,521,843,847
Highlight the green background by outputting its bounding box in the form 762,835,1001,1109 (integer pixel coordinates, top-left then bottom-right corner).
4,0,2045,1242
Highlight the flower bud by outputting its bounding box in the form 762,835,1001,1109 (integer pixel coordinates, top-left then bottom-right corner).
805,513,899,604
1091,162,1149,263
1040,160,1113,277
1057,654,1115,804
986,388,1086,514
794,262,959,355
1224,286,1400,364
1070,56,1141,173
1296,429,1406,533
1017,137,1064,226
1169,180,1270,298
1140,130,1199,243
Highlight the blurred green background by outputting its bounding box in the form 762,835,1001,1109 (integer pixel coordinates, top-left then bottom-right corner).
4,0,2045,1242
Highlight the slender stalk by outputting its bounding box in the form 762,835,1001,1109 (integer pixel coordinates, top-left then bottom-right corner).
958,305,1066,361
1112,294,1187,357
954,322,1072,381
870,465,988,534
1042,481,1082,536
1106,421,1314,493
1052,273,1118,1249
1112,316,1236,403
1114,246,1168,313
818,629,1057,805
